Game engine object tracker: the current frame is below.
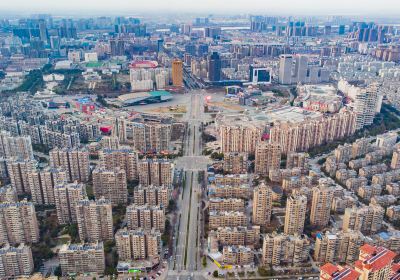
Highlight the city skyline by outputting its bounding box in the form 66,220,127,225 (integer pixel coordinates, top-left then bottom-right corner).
0,0,400,16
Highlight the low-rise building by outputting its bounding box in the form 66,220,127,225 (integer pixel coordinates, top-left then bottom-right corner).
222,246,254,265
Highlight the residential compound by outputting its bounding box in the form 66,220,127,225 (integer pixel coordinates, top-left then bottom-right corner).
0,10,400,280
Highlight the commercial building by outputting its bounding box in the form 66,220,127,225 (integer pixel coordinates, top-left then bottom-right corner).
138,159,173,187
115,91,173,106
126,204,165,232
249,65,271,85
278,54,330,84
208,52,221,82
252,183,273,227
0,244,34,278
262,233,310,266
278,55,293,85
284,194,307,235
115,228,161,261
59,242,105,275
254,142,281,175
92,167,127,206
172,59,183,87
54,182,87,224
76,197,113,242
0,199,39,245
49,147,90,182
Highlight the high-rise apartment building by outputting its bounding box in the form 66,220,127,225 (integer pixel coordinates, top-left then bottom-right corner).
223,152,248,174
391,147,400,170
130,122,171,153
49,147,90,182
126,204,165,232
262,233,310,266
342,205,384,234
0,185,17,203
59,242,105,275
99,136,120,150
353,84,382,130
0,131,33,160
269,109,356,153
252,183,273,227
314,230,366,264
254,142,281,175
286,152,308,170
0,244,34,278
28,167,67,205
284,194,307,235
172,59,183,87
115,228,161,261
54,182,87,224
133,185,170,207
92,167,127,206
354,244,396,280
219,124,263,153
98,148,138,180
76,197,113,242
0,199,39,245
6,158,37,194
138,159,173,187
310,182,334,228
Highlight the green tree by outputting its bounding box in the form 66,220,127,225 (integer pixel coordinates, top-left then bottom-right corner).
213,270,219,278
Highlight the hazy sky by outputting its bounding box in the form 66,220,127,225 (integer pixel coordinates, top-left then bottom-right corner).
0,0,400,16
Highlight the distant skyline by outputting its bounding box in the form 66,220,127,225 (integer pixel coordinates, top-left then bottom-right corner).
0,0,400,17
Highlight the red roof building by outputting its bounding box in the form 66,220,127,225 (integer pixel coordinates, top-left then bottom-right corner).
355,244,396,280
320,263,360,280
391,263,400,280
